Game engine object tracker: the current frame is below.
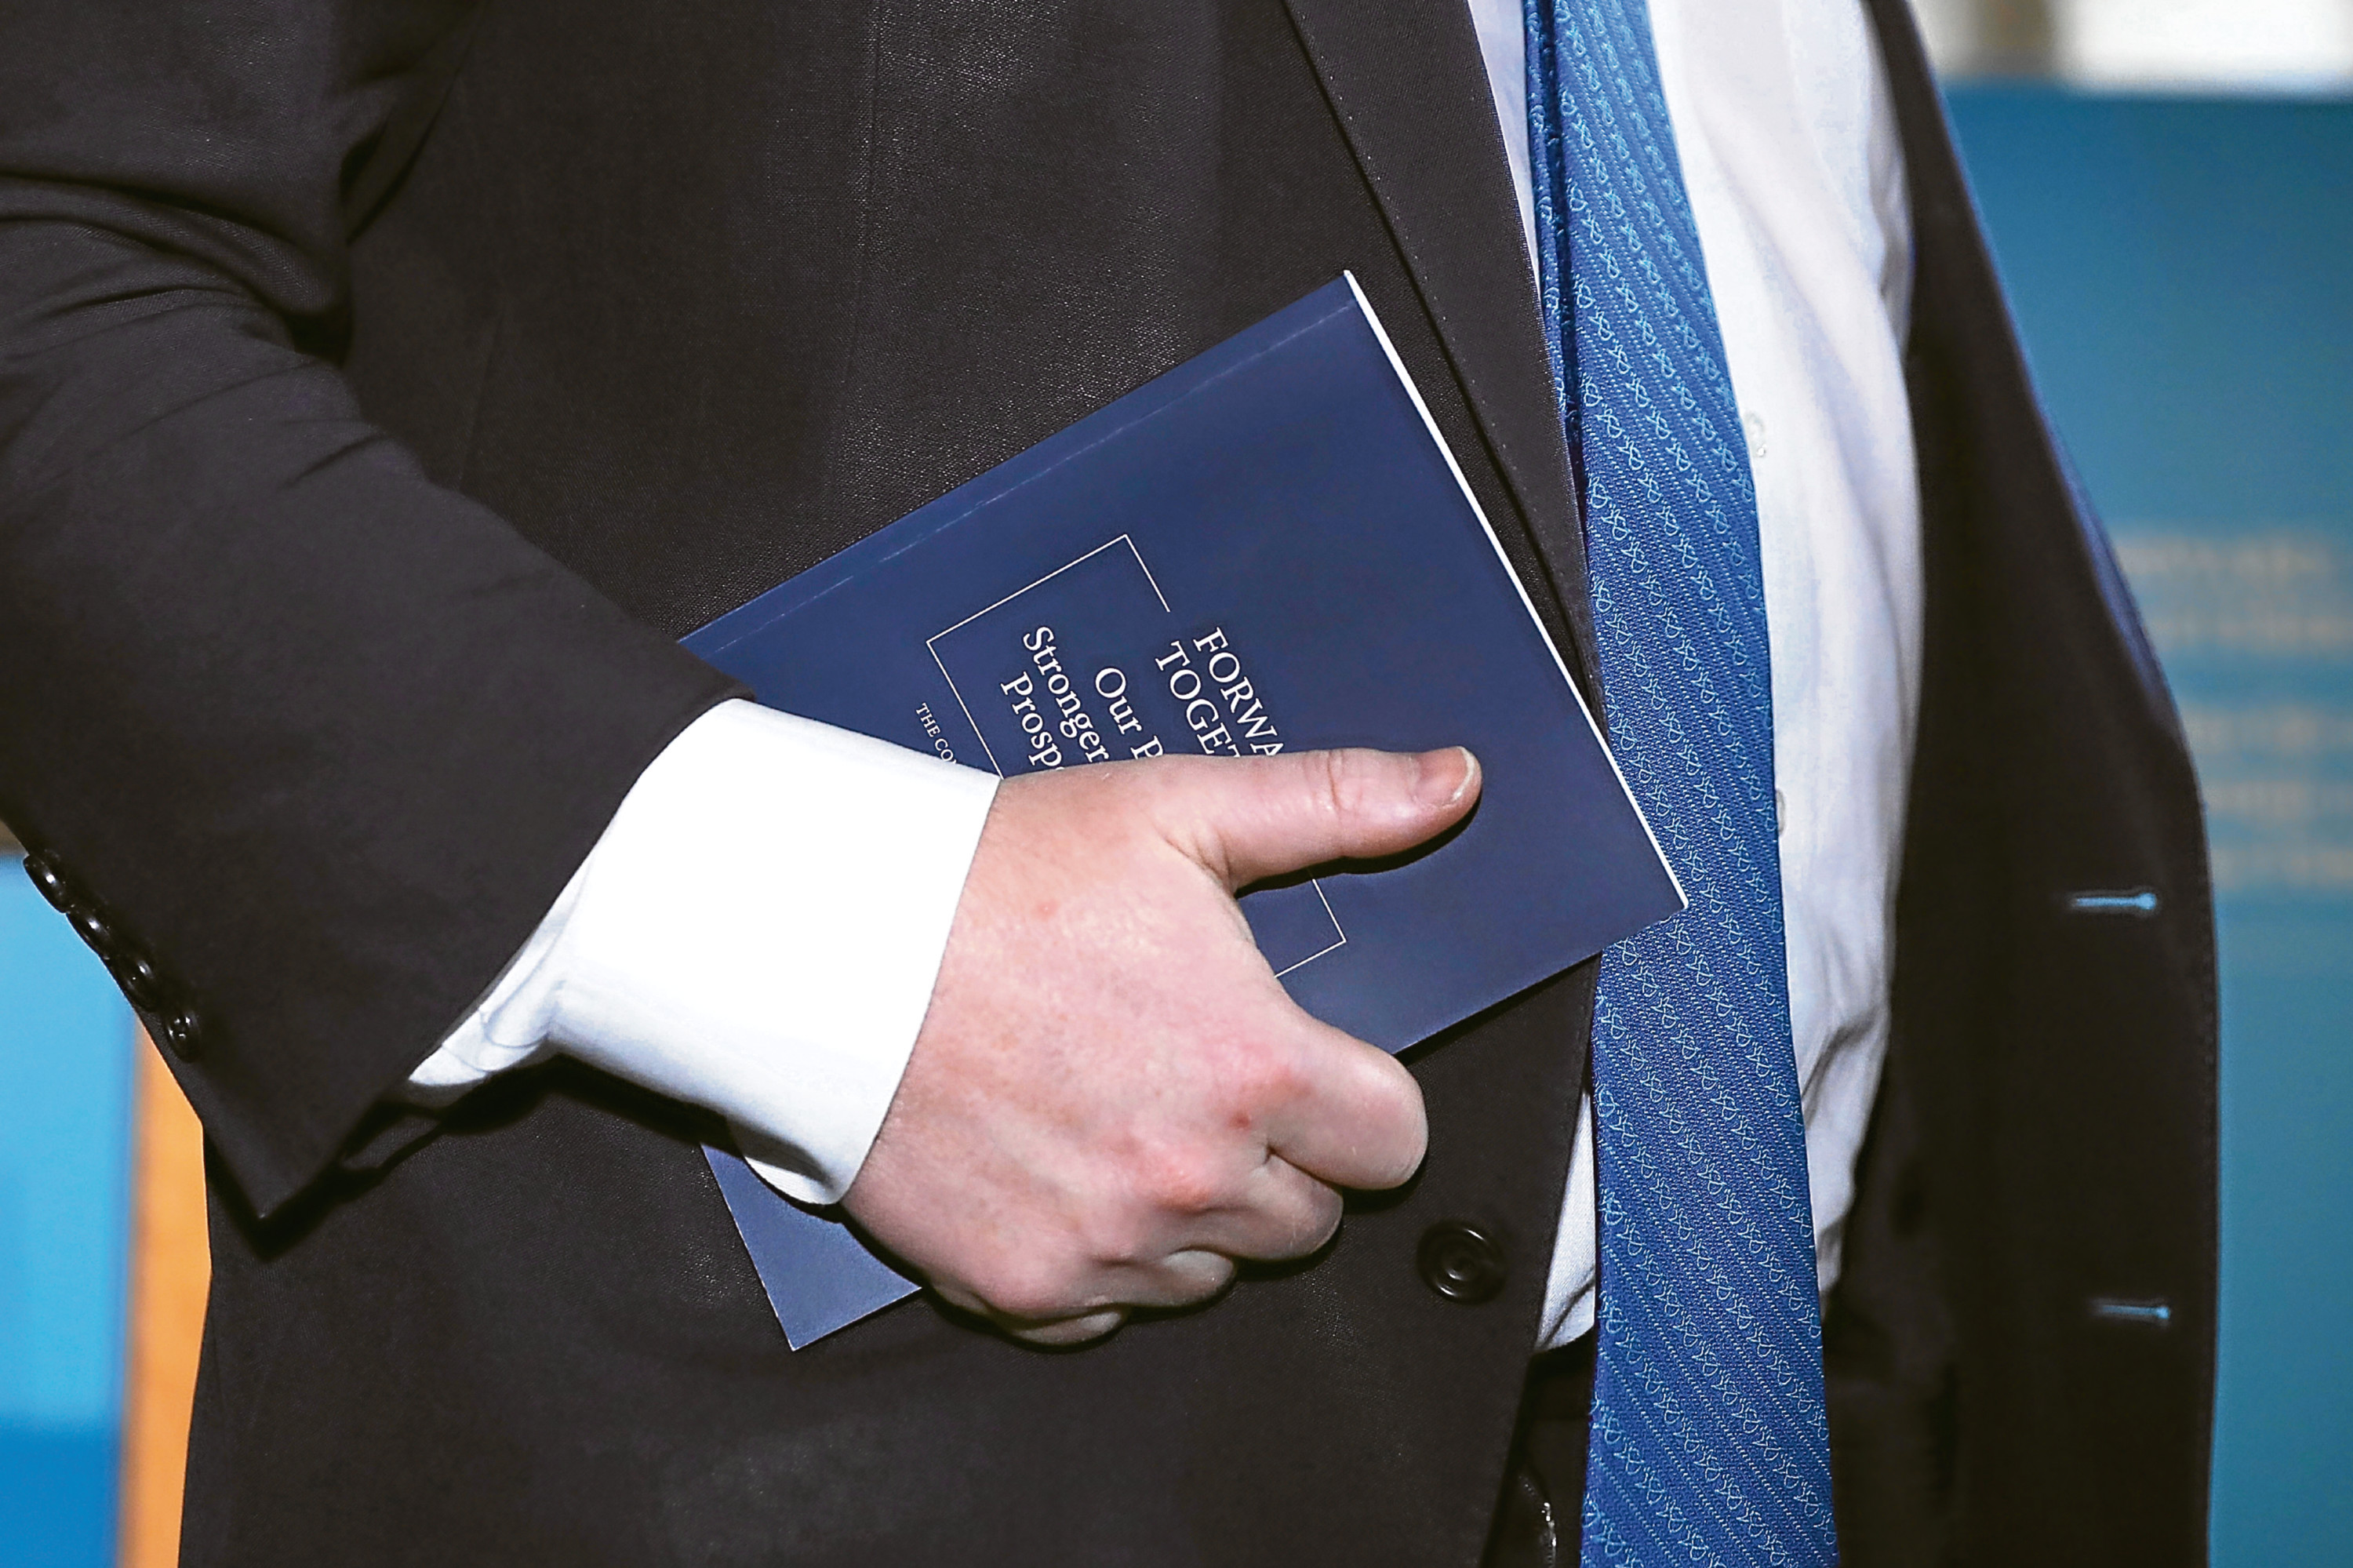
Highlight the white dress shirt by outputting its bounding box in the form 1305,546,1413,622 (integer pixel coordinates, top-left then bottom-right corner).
413,0,1924,1351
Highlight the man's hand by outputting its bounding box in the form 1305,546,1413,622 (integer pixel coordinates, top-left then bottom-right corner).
842,747,1481,1345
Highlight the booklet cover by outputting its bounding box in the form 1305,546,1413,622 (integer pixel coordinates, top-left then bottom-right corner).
684,275,1681,1348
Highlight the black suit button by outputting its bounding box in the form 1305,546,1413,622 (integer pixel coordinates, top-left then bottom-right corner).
108,950,165,1011
22,852,75,912
158,1005,203,1062
68,904,120,959
1417,1221,1507,1304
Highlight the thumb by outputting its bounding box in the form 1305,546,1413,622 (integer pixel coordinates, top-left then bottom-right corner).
1166,747,1481,890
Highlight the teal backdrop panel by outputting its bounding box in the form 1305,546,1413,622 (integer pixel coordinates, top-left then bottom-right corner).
1945,86,2353,1565
0,854,132,1567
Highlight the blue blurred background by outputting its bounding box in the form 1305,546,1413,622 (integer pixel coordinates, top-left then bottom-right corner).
1,55,2348,1568
0,875,131,1566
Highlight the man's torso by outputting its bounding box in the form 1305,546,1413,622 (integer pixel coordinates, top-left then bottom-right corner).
179,2,2216,1562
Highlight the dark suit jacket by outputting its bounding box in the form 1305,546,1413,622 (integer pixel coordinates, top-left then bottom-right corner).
0,1,2216,1562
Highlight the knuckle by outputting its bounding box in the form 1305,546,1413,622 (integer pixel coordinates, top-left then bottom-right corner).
969,1253,1078,1322
1214,1050,1289,1125
1140,1144,1229,1217
1076,1206,1154,1269
1223,1038,1303,1117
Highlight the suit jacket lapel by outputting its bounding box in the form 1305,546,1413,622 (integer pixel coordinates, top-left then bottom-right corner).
1280,0,1599,686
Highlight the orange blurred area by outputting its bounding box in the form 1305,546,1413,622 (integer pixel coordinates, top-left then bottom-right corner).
118,1039,207,1568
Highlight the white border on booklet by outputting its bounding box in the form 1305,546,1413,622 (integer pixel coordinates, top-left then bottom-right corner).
1339,271,1686,913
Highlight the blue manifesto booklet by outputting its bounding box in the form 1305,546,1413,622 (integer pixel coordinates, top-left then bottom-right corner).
684,276,1681,1347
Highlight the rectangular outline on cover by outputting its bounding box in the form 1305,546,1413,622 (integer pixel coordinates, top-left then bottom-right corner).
926,534,1166,773
924,535,1347,977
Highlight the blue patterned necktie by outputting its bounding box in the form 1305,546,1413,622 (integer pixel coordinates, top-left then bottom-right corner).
1522,1,1838,1563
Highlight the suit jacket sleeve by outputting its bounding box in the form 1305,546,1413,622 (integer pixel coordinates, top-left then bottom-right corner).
0,0,743,1217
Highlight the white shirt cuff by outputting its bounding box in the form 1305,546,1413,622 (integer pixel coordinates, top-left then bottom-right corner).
407,698,1001,1206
